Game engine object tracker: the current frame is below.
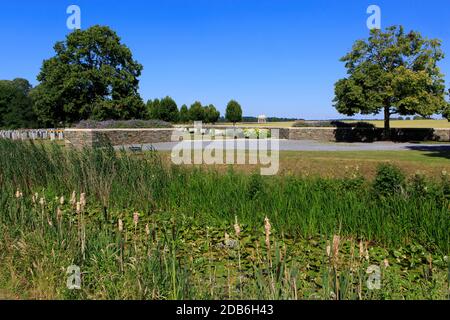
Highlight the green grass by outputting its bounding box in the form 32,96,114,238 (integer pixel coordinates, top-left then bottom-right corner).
0,140,449,299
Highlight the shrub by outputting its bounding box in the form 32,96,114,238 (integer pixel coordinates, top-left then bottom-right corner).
373,164,405,197
74,119,173,129
247,173,265,200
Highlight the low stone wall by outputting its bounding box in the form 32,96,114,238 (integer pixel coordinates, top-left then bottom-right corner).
288,127,450,142
65,129,175,148
65,127,450,148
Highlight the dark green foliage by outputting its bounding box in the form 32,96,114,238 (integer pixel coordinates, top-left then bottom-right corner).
188,101,205,122
334,26,448,135
204,104,220,124
0,140,448,253
32,25,145,126
225,100,243,124
0,78,38,129
74,119,173,129
373,163,406,197
178,104,190,123
247,172,265,200
146,96,178,122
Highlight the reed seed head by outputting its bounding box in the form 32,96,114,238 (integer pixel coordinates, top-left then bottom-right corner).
59,196,65,205
234,216,241,238
56,207,62,221
326,244,331,257
133,212,139,227
118,219,123,232
70,191,76,207
79,193,86,210
264,217,271,249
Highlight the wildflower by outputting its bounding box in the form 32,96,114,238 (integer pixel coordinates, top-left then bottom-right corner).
383,258,390,268
118,219,123,232
70,191,76,207
326,244,331,257
133,212,139,227
56,207,62,222
359,241,364,260
79,193,86,210
15,190,23,199
264,217,271,249
32,193,38,204
234,216,241,238
39,197,45,207
332,235,340,258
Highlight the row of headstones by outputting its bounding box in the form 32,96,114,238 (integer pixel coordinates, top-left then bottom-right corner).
0,130,65,141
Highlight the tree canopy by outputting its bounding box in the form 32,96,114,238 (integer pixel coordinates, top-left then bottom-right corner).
189,101,206,122
333,25,447,137
225,100,243,124
204,104,220,123
179,104,190,123
32,25,145,127
0,78,37,129
146,96,179,122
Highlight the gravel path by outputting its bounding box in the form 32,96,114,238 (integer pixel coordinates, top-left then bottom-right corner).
116,139,450,152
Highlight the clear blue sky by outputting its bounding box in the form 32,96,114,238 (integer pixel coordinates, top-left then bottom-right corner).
1,0,449,119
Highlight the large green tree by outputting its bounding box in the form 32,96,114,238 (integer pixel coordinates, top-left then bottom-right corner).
33,25,145,126
189,101,205,122
0,78,37,129
225,100,242,125
178,104,190,123
146,96,178,122
204,104,220,123
334,26,447,138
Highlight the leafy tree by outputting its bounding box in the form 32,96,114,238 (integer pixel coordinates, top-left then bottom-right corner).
444,89,450,120
204,104,220,123
189,101,205,122
179,104,190,123
146,99,160,119
32,25,145,126
334,26,447,138
225,100,242,124
0,78,37,129
147,96,178,122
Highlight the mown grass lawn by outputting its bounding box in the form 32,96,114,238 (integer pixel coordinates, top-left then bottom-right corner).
158,150,450,179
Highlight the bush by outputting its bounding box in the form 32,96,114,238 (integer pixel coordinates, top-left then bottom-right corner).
74,119,173,129
292,120,375,128
373,164,405,197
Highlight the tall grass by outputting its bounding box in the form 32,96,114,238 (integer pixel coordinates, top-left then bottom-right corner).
0,140,448,299
0,140,448,252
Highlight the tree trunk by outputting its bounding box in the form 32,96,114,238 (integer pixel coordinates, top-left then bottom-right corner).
383,106,391,140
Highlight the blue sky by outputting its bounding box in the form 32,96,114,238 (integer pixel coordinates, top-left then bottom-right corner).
1,0,449,119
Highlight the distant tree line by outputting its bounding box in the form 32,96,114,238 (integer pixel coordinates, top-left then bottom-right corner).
2,25,450,131
146,97,222,124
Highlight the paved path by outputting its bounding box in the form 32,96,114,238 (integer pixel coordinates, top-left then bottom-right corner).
117,139,450,152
